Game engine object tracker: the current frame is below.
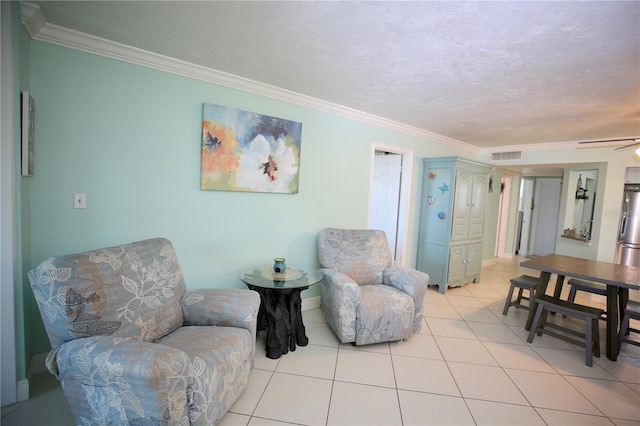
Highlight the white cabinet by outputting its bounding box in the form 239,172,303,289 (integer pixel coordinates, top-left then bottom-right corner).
417,157,490,293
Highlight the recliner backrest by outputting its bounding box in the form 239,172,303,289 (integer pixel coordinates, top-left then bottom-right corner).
28,238,186,348
317,228,392,285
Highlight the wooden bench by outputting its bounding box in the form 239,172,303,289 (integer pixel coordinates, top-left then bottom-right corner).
527,294,604,367
503,275,539,315
618,299,640,355
565,278,607,319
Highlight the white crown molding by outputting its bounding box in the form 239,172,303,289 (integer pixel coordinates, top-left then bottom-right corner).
19,1,45,38
20,2,477,153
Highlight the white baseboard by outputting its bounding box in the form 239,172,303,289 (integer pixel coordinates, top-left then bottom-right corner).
18,352,50,402
482,258,497,267
302,296,320,311
16,379,29,402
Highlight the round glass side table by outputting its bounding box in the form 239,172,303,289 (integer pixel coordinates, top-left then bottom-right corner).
239,265,322,359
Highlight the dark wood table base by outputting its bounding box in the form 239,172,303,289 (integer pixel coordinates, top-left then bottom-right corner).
521,254,640,362
248,284,309,359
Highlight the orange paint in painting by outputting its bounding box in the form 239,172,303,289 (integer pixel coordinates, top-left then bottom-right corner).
201,120,239,173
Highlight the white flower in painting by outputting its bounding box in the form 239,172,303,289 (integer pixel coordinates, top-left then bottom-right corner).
236,134,298,192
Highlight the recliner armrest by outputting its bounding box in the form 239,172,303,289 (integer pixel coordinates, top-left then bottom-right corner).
181,288,260,331
384,266,429,333
384,266,429,300
319,268,362,305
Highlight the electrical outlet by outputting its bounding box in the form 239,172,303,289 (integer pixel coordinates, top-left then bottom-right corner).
74,193,86,209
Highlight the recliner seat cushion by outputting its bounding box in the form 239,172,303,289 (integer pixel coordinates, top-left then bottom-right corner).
355,285,414,345
156,326,253,425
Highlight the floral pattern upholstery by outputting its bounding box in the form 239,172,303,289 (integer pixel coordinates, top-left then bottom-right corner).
28,238,260,425
317,228,429,345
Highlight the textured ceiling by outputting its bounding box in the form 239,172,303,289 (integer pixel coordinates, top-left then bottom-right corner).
28,1,640,149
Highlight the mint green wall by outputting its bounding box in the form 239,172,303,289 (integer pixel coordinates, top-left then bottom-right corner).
25,41,477,354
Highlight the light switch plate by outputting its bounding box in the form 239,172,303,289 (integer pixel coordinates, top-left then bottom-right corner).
74,193,86,209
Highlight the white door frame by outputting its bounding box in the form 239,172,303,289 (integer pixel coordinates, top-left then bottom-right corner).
1,0,18,406
496,175,513,258
519,178,534,256
368,143,413,267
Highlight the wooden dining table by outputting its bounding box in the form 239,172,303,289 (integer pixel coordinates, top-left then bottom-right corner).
521,254,640,361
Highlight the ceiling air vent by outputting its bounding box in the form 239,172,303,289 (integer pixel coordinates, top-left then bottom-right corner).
491,151,522,161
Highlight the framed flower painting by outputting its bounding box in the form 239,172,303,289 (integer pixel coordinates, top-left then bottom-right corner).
200,103,302,194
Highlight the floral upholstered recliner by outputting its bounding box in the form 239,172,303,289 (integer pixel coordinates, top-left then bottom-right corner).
28,238,260,426
317,228,430,345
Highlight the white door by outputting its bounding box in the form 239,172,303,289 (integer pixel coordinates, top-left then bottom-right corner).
371,152,402,259
533,178,561,256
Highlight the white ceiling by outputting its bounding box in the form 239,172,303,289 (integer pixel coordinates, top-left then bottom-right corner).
24,1,640,150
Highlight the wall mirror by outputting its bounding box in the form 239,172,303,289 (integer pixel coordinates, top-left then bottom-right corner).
562,169,598,242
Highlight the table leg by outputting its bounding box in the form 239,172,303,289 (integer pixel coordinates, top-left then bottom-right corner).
526,271,551,331
288,287,309,351
248,285,310,359
549,274,565,315
606,285,619,361
262,289,291,359
619,288,629,332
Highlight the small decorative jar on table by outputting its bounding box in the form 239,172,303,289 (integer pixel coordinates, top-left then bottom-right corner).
239,264,322,359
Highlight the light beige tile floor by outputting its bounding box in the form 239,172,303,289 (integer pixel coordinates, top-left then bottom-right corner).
3,257,640,425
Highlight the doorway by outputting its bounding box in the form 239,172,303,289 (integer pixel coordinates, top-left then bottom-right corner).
368,145,412,265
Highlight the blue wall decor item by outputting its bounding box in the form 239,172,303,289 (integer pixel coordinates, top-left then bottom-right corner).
438,183,449,194
438,211,446,220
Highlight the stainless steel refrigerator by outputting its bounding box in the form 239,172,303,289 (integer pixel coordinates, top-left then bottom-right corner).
616,184,640,267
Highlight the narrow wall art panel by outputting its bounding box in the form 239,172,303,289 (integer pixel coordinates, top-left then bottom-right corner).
21,91,35,176
200,103,302,193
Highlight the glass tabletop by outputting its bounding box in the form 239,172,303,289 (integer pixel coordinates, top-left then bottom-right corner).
239,264,323,289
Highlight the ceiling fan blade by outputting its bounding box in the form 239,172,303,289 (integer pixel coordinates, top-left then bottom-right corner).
614,142,640,151
578,137,638,144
